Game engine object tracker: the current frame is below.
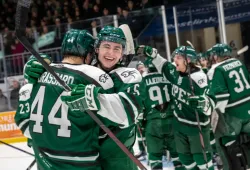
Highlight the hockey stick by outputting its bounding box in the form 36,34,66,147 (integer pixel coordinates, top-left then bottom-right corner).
0,140,34,156
137,124,149,165
184,47,209,169
186,40,195,49
137,124,147,154
26,159,36,170
119,24,136,67
15,1,146,170
119,24,135,55
237,45,249,55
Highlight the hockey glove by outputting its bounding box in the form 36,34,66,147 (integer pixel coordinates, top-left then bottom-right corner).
24,54,52,84
135,45,158,59
61,84,101,112
188,95,206,111
188,95,211,114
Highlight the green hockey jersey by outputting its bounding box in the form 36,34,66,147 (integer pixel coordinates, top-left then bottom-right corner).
142,72,171,120
151,55,215,134
207,58,250,119
15,63,121,170
99,67,145,159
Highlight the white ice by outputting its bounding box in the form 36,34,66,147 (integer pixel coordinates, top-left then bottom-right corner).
0,142,175,170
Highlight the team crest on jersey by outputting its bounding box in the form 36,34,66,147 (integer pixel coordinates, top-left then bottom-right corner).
160,112,167,118
170,69,175,75
177,76,183,85
99,74,109,83
198,78,205,85
19,90,29,97
121,70,137,78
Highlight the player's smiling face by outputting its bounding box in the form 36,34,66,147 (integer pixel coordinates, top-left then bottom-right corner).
97,41,123,70
173,54,187,72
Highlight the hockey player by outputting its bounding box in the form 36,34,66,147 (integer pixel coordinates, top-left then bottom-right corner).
142,59,184,170
21,26,145,170
197,53,209,74
133,61,147,161
60,26,145,170
15,29,142,170
137,61,147,75
15,29,107,170
207,43,250,170
136,45,215,170
198,50,223,169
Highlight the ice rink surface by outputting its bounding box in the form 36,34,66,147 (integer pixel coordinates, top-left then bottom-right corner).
0,142,175,170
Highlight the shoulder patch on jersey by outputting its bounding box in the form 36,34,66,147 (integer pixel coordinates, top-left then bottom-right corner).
191,70,208,88
19,84,33,101
51,63,114,90
110,67,142,84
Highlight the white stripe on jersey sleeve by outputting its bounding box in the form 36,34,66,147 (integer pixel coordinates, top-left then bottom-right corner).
152,54,168,74
97,93,129,128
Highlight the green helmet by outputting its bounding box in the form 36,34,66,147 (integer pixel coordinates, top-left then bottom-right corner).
95,26,126,49
61,29,95,58
212,43,232,58
197,52,208,60
136,61,144,69
172,46,197,63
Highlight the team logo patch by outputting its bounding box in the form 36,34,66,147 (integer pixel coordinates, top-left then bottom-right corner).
121,70,137,78
99,74,109,83
160,112,167,118
198,78,205,85
19,90,29,97
177,76,183,85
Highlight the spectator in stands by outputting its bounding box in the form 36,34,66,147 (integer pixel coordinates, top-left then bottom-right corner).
53,10,61,22
140,0,152,9
94,0,104,12
41,26,49,35
75,7,82,21
67,16,73,25
46,10,53,25
26,27,35,45
127,0,136,11
40,19,47,27
11,39,25,74
81,0,92,20
102,8,113,25
103,8,109,16
92,4,102,18
55,1,62,14
10,79,20,109
119,8,132,25
91,20,100,38
0,89,8,111
54,18,64,47
3,27,13,55
116,6,123,18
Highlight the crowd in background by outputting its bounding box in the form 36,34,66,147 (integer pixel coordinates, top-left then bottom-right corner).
1,0,163,55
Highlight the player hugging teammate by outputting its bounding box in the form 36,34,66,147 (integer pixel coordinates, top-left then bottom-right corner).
14,22,250,170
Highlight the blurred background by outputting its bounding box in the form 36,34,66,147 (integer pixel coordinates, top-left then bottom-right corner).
0,0,249,111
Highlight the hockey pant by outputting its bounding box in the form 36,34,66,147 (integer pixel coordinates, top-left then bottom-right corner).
99,126,138,170
174,130,214,170
215,114,250,170
133,124,146,155
146,118,184,170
